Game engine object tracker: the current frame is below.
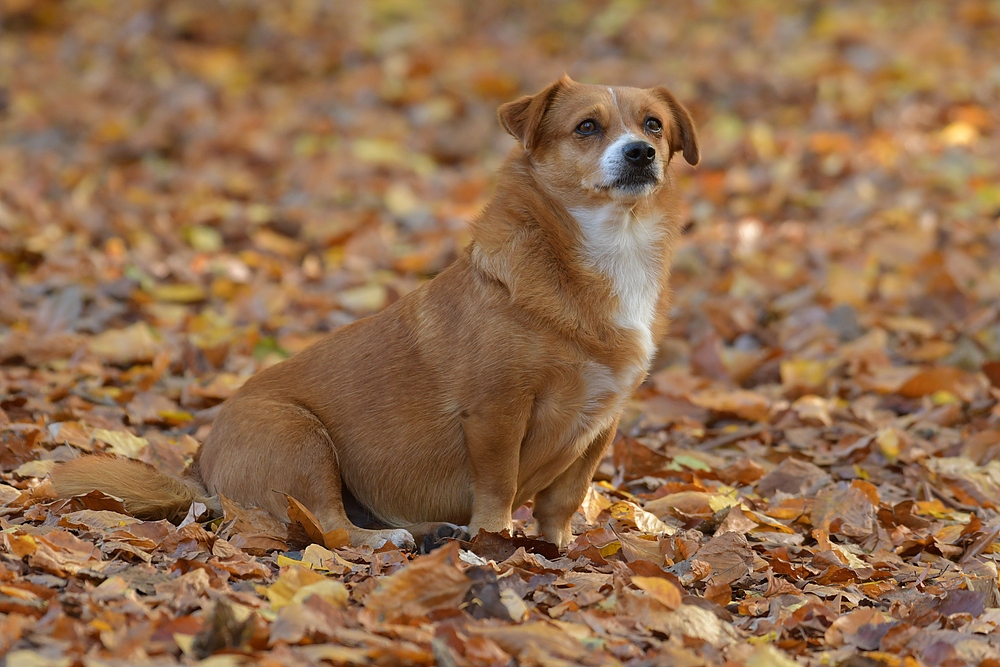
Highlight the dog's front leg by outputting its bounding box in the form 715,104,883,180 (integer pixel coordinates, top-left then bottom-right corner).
533,419,619,548
462,406,529,537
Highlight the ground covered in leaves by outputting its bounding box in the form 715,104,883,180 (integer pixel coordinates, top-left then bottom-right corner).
2,1,1000,665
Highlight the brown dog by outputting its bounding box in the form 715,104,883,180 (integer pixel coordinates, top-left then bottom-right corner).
53,76,699,550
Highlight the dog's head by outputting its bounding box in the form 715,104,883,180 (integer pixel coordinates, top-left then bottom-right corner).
498,76,699,205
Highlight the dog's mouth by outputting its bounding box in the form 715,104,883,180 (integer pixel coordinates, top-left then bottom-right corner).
597,168,662,197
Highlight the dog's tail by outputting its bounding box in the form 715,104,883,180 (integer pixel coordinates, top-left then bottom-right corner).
51,455,218,523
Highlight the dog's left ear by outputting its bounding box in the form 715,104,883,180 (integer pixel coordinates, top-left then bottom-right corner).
655,87,700,166
498,75,572,152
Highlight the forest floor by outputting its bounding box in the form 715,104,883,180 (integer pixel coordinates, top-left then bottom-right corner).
2,1,1000,665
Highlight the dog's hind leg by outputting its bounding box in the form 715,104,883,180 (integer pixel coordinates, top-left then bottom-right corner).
302,442,416,550
199,399,415,550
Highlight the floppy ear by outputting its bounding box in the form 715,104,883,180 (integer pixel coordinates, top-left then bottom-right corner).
655,87,700,166
498,75,572,152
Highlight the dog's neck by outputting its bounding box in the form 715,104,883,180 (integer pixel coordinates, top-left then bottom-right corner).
568,201,670,364
469,152,678,356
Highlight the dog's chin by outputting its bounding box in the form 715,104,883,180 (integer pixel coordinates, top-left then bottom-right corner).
595,175,662,202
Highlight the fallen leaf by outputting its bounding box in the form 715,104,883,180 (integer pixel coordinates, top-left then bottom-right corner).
689,388,771,422
262,565,348,610
631,576,682,610
691,531,753,586
364,542,471,621
87,323,160,365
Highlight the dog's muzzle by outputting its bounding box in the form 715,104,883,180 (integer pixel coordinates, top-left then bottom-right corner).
611,140,659,193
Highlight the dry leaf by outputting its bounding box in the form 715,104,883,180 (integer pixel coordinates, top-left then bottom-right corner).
631,576,682,610
364,542,471,621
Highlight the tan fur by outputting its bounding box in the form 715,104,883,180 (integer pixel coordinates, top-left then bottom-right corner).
50,78,699,550
51,455,217,522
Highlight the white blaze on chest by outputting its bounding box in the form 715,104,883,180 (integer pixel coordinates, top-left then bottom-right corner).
571,204,664,364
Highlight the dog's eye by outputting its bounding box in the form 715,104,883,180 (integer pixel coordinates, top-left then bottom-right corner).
575,120,599,136
645,117,663,134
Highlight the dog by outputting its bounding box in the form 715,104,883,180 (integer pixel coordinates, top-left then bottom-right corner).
52,76,699,550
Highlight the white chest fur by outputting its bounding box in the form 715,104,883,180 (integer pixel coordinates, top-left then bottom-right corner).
517,207,667,498
570,204,665,365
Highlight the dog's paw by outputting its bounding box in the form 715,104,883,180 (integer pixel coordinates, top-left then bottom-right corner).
383,529,416,550
419,523,469,554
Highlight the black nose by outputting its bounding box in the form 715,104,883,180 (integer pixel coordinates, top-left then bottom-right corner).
623,141,656,167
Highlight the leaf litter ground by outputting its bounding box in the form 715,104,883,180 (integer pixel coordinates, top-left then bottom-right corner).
2,1,1000,665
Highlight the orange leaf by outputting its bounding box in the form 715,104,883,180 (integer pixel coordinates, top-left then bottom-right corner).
631,576,682,610
285,494,326,548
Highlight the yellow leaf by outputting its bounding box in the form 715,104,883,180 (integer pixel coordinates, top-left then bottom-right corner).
5,533,37,558
631,576,682,610
174,633,195,658
876,428,900,463
609,501,676,535
941,121,977,146
264,565,347,610
301,543,353,574
746,645,798,667
581,485,613,524
598,541,622,557
158,410,194,423
12,459,55,479
338,284,387,314
384,183,420,217
148,284,207,303
931,390,959,405
276,554,309,568
708,494,740,513
780,359,834,390
90,429,148,459
185,225,223,252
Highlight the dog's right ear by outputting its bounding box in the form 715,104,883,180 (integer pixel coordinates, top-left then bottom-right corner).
498,75,572,152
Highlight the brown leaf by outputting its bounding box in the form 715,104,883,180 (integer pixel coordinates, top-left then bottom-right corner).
463,529,560,561
716,458,766,485
468,622,591,663
824,607,892,648
217,494,287,555
192,600,255,658
364,541,471,621
48,421,94,451
28,530,102,576
983,360,1000,389
897,366,974,399
58,509,141,532
811,483,878,538
692,531,753,586
645,491,719,521
613,437,671,478
689,388,771,422
284,493,326,549
704,582,732,607
756,457,830,497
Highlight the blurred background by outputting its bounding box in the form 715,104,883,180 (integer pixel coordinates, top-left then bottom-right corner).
0,0,999,446
4,5,1000,662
